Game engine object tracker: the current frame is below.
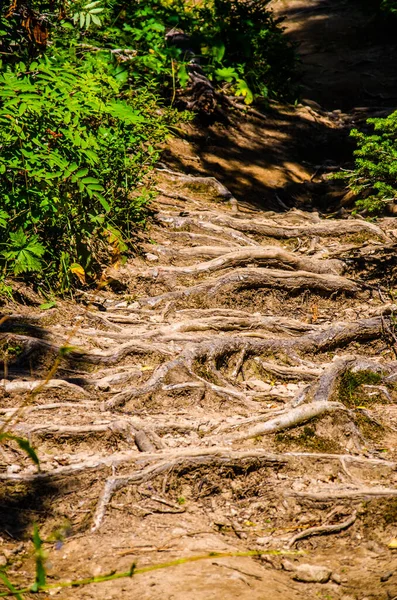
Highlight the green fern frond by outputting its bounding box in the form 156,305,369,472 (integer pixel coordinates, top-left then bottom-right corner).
2,229,45,275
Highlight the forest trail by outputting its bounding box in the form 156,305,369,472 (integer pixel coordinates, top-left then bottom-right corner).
2,1,397,599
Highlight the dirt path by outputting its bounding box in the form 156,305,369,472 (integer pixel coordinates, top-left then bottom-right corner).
2,1,397,599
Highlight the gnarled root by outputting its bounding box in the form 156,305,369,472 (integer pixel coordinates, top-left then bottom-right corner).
140,268,359,308
140,246,345,277
158,211,388,241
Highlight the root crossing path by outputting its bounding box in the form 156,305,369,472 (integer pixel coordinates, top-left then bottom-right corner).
2,2,397,599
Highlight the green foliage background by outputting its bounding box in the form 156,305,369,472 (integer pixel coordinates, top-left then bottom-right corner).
0,0,295,292
333,111,397,215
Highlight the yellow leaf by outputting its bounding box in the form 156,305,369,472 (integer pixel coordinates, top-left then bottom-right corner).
141,365,154,371
388,539,397,549
70,263,86,284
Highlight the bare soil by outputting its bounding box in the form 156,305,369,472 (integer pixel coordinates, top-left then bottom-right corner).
1,1,397,599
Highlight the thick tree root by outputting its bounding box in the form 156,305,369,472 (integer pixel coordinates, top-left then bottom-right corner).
290,488,397,501
90,448,396,531
155,168,237,203
140,246,345,277
224,401,346,442
1,378,90,396
140,268,359,308
158,211,389,241
102,315,389,409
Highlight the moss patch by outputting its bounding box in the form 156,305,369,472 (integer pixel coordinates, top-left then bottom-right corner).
338,369,383,408
275,425,341,453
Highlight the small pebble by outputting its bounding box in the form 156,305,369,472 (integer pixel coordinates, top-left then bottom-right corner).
7,464,21,474
281,559,295,572
145,253,159,262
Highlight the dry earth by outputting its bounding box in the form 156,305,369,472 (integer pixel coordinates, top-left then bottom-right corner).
1,1,397,599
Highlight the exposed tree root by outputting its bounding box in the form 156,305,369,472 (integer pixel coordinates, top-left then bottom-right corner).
165,230,243,247
15,420,136,443
224,401,346,442
3,334,174,365
254,358,322,381
1,378,90,396
4,157,397,580
311,356,393,403
102,313,319,338
158,213,261,246
287,512,357,547
158,211,389,241
101,315,390,409
1,448,393,483
140,268,359,308
90,448,396,531
155,168,237,203
290,488,397,501
0,402,98,416
140,246,345,277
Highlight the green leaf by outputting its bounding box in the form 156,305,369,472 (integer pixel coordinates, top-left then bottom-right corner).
39,301,57,310
79,12,85,28
235,79,254,105
84,0,101,8
81,177,100,184
94,193,111,212
74,168,89,179
0,572,23,600
211,41,225,63
214,67,238,83
63,162,79,178
85,12,91,28
0,433,40,467
32,525,46,590
91,13,102,25
0,210,9,228
2,229,45,275
178,64,189,88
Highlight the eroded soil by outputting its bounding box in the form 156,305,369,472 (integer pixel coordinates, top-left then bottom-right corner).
1,1,397,599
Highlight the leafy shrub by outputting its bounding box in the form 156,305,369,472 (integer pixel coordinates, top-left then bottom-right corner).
335,111,397,214
0,56,180,289
0,0,296,292
380,0,397,14
1,0,296,103
96,0,296,102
